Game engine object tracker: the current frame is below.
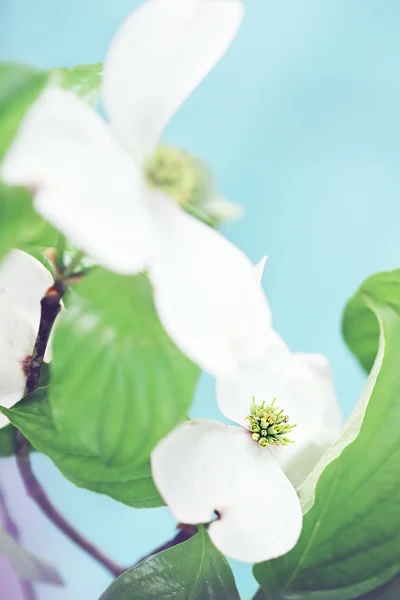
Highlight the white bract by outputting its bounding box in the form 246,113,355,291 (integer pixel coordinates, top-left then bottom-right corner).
0,251,54,428
152,264,341,563
1,0,272,379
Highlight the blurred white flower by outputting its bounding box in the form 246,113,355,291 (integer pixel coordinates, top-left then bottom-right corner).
1,0,272,379
0,251,54,428
152,262,341,563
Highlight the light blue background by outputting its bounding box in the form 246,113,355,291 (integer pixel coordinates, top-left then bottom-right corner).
1,1,400,598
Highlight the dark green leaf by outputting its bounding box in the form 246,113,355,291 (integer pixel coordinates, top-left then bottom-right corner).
342,270,400,372
1,390,163,508
254,295,400,599
100,527,240,600
50,268,199,468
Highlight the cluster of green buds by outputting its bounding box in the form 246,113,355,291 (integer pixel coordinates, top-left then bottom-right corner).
246,397,296,448
145,146,199,207
145,145,242,228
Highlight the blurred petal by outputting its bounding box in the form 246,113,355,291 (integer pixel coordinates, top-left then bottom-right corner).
0,250,52,320
217,344,341,488
148,192,272,378
1,88,153,274
103,0,244,158
151,419,302,562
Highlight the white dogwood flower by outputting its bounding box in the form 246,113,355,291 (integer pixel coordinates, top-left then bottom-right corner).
152,334,341,562
0,250,55,428
1,0,272,379
152,261,341,562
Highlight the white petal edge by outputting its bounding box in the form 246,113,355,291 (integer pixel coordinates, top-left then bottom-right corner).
253,255,272,324
1,88,153,274
253,256,267,285
148,192,273,378
217,346,342,488
103,0,244,159
151,419,302,562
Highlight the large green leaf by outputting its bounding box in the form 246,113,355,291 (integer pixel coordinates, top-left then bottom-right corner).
50,268,199,468
0,525,62,585
254,294,400,598
1,390,163,508
100,527,240,600
342,270,400,372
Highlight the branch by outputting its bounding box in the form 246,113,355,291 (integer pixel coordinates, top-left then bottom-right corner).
24,282,64,395
15,281,126,580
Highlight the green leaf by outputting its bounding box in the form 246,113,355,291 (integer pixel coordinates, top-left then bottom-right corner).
254,293,400,599
0,63,48,159
0,525,63,585
342,270,400,372
1,390,163,508
50,268,199,468
0,425,15,457
99,528,240,600
0,183,44,262
49,63,102,105
0,364,48,457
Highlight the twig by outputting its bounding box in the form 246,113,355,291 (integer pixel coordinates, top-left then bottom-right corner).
24,281,64,395
15,281,126,580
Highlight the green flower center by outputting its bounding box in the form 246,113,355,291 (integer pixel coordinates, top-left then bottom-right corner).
246,397,296,448
145,146,199,206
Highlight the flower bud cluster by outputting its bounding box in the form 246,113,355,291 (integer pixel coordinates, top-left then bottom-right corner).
247,397,296,448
